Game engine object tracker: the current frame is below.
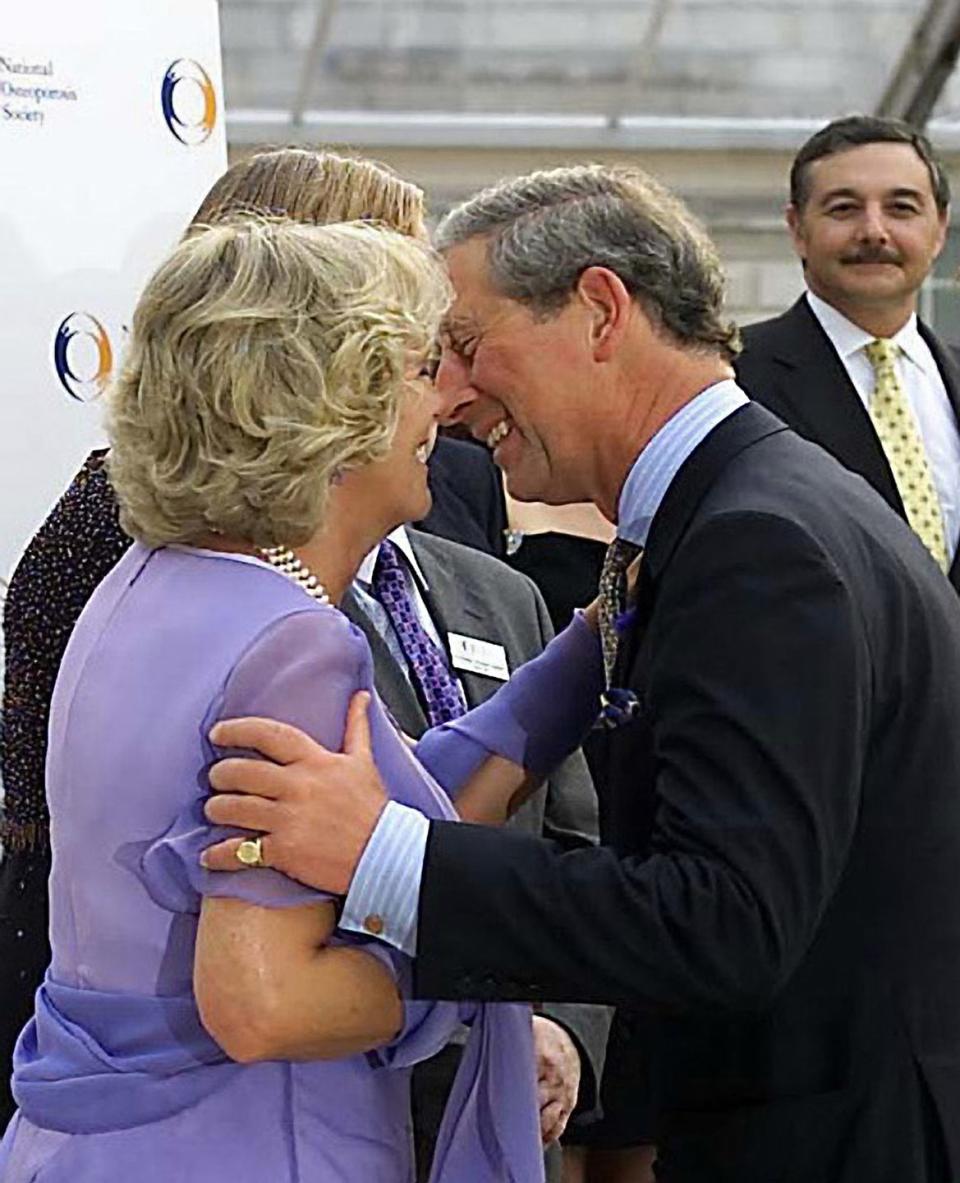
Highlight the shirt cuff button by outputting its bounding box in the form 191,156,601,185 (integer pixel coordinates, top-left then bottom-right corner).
363,913,385,936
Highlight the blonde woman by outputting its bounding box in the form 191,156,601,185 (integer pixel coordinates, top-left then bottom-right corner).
0,147,501,1130
0,219,604,1182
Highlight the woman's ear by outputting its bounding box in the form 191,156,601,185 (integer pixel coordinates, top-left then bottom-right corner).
575,266,633,362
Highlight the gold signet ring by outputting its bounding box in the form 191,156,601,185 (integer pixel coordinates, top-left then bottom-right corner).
235,837,265,868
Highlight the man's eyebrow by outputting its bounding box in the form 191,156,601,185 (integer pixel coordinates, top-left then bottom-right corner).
818,185,926,204
817,187,862,203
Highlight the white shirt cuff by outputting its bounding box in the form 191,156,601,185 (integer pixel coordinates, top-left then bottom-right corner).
339,800,428,956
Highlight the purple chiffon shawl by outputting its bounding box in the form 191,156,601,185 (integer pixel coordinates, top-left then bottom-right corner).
0,545,543,1183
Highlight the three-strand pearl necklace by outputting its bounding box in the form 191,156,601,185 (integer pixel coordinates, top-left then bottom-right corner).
258,546,330,604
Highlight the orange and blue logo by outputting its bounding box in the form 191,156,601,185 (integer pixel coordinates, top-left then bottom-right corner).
53,313,113,402
161,58,217,146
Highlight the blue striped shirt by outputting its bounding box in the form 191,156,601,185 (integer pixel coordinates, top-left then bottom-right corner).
339,380,749,954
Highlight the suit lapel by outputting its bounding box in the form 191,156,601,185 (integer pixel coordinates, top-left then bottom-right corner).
918,323,960,590
920,322,960,424
338,588,428,736
762,299,903,514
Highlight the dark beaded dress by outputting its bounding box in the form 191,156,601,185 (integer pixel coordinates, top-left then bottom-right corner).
0,451,131,1126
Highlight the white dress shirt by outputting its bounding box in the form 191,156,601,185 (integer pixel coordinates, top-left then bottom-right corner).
805,290,960,560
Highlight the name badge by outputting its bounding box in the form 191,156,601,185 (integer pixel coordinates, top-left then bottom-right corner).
448,633,510,681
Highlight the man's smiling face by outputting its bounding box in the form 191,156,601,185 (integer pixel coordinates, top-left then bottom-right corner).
435,236,598,505
787,141,948,326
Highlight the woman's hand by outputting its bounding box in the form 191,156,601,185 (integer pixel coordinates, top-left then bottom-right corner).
533,1016,581,1145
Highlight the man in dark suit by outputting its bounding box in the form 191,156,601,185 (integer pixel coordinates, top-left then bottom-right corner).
204,164,960,1182
736,115,960,590
418,435,508,558
340,524,608,1181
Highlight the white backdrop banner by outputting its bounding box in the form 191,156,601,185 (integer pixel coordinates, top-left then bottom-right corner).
0,0,227,584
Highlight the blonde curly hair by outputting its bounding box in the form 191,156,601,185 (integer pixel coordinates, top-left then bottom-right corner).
107,217,450,548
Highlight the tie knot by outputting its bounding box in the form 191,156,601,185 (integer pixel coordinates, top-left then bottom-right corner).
864,338,898,371
368,537,467,726
373,538,403,579
602,537,642,581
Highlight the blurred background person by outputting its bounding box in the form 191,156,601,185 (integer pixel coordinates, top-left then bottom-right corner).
420,433,508,557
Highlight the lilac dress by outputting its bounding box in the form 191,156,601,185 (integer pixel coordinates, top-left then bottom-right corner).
0,544,550,1183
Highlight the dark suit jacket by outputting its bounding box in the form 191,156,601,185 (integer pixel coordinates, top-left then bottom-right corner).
416,437,507,558
340,528,609,1115
412,405,960,1182
736,295,960,592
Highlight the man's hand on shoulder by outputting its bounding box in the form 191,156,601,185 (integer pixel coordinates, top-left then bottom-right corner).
201,691,386,894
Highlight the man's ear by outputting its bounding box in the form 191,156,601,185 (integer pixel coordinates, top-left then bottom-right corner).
934,203,950,260
576,266,633,362
785,203,807,262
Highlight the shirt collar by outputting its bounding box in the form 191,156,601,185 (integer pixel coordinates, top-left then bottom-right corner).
805,289,928,373
356,526,429,588
616,379,749,547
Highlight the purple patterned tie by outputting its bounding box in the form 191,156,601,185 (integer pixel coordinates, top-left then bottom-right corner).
372,540,467,727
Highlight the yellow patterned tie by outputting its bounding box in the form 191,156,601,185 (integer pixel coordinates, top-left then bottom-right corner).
864,338,949,572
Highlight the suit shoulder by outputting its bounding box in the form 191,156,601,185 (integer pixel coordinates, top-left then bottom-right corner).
735,304,813,401
410,529,542,600
701,429,890,551
737,308,798,352
919,318,960,359
681,505,845,591
410,527,527,581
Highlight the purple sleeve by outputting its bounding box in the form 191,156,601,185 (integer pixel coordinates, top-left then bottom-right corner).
138,607,473,1060
414,611,604,796
140,608,368,913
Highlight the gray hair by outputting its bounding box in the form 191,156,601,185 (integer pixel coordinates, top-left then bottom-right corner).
435,164,740,358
